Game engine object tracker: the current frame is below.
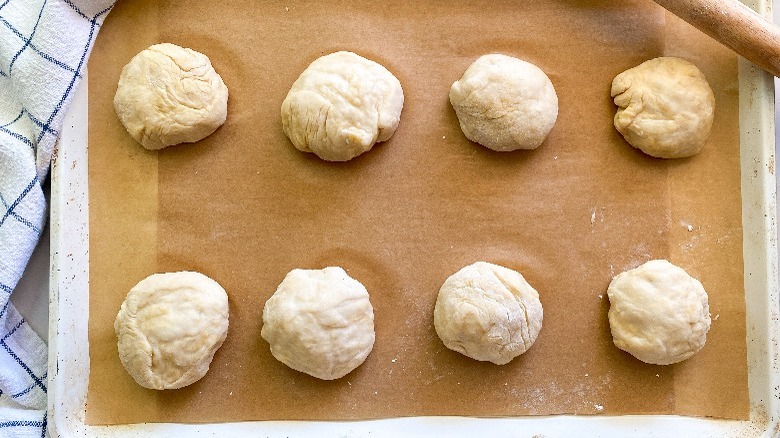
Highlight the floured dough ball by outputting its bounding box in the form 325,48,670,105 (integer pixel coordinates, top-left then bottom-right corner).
449,54,558,151
261,267,375,380
611,57,715,158
281,51,404,161
114,43,229,150
434,261,543,365
114,271,229,390
607,260,711,365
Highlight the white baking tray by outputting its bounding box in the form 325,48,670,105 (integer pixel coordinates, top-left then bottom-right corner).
47,1,780,436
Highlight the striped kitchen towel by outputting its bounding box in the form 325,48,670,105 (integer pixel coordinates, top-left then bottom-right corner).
0,0,113,436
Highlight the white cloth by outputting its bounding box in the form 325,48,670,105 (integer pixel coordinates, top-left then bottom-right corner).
0,1,113,436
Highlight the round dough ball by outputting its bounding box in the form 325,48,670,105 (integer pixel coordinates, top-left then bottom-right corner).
434,261,543,365
449,54,558,151
607,260,711,365
611,57,715,158
261,267,375,380
281,51,404,162
114,271,229,390
114,43,229,150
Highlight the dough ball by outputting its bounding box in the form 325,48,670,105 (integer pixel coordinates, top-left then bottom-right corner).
114,271,229,390
261,267,375,380
434,261,543,365
114,43,229,150
449,54,558,151
607,260,711,365
281,51,404,162
611,57,715,158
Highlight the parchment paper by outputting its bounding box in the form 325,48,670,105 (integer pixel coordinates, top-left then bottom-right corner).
86,0,748,424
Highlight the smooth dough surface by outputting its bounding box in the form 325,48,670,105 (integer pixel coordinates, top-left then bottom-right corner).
611,57,715,158
434,261,543,365
607,260,711,365
449,54,558,151
281,51,404,161
114,271,229,390
261,267,375,380
114,43,229,150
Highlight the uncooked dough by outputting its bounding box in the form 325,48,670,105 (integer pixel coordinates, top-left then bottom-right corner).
607,260,711,365
449,54,558,151
114,43,229,150
433,261,543,365
114,271,229,390
281,51,404,162
261,267,375,380
611,57,715,158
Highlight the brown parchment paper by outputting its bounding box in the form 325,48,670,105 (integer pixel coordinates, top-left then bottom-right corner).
86,0,748,424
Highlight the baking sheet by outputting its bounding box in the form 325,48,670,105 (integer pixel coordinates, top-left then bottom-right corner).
86,0,747,424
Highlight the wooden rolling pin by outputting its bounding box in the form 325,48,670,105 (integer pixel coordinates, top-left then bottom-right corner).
653,0,780,77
